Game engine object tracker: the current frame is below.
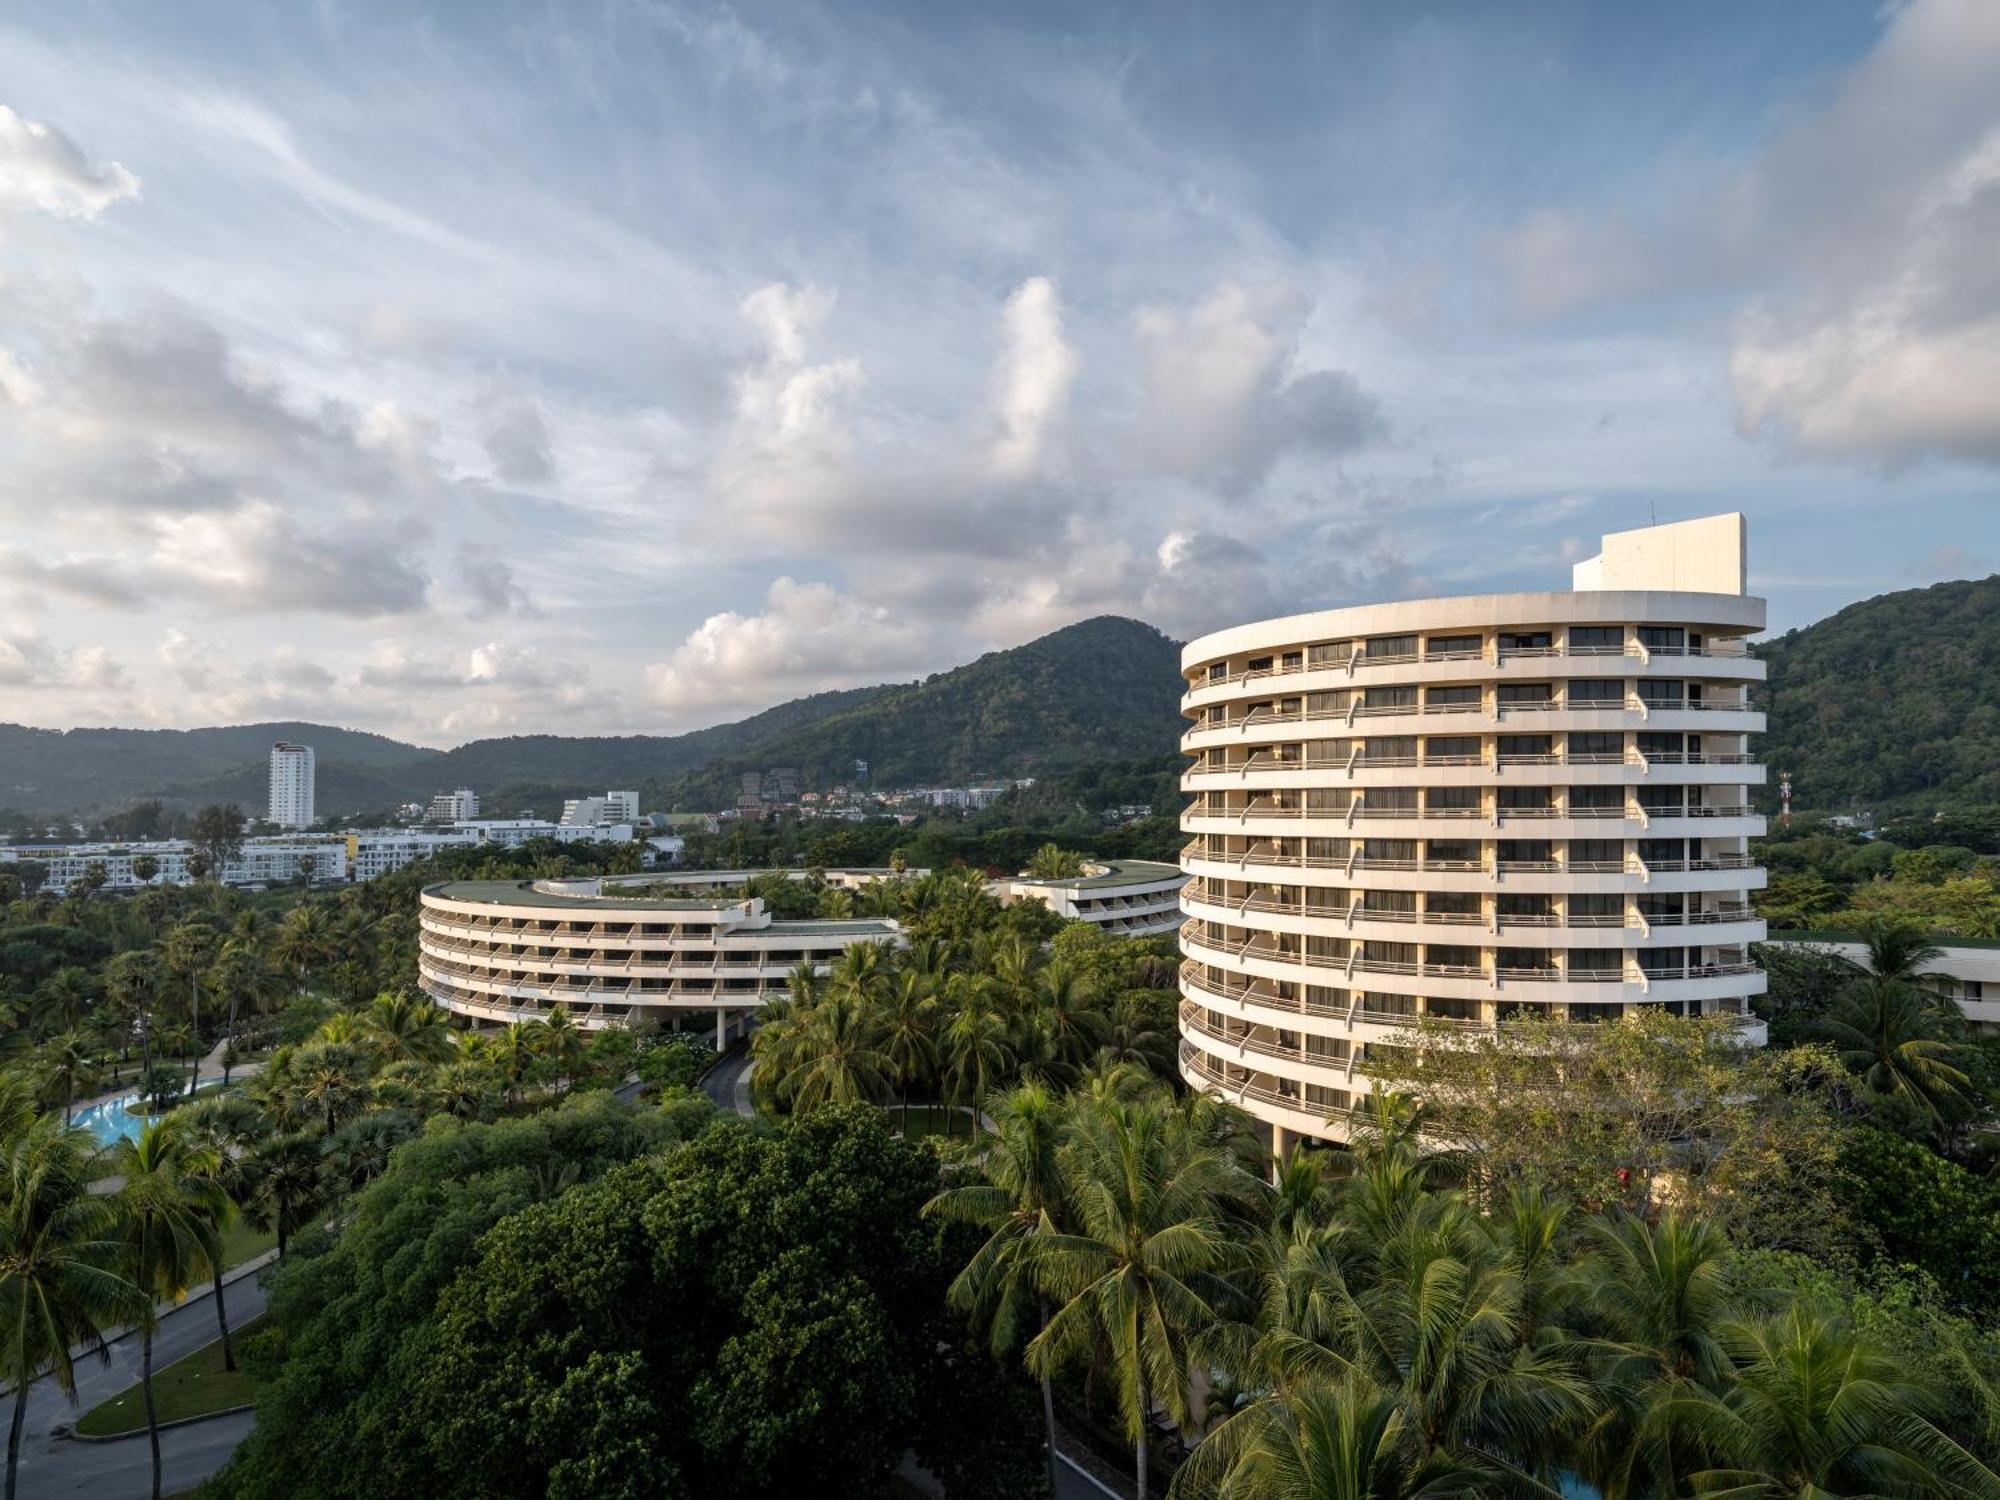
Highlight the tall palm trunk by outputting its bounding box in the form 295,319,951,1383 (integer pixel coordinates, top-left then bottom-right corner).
1038,1298,1060,1500
213,1263,236,1372
8,1379,28,1500
142,1324,162,1500
1134,1367,1148,1499
187,975,200,1097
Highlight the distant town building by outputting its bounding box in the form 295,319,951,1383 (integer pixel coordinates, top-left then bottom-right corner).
268,742,316,829
559,790,641,827
428,788,480,822
766,767,801,801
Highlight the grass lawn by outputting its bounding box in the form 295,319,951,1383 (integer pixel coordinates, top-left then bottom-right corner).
884,1104,988,1143
74,1315,267,1437
220,1219,277,1271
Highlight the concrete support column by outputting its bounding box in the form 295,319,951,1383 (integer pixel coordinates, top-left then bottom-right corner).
1270,1124,1294,1184
716,1007,726,1051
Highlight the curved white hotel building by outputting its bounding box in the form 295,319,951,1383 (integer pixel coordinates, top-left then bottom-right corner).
1178,514,1769,1152
418,873,902,1046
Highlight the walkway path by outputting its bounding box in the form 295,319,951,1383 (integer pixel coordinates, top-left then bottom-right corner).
11,1260,272,1497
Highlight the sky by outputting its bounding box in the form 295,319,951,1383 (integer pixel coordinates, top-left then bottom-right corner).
0,0,1995,746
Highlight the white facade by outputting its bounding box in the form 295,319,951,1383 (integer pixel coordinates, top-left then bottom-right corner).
1178,516,1768,1149
268,742,316,829
428,789,480,822
418,872,903,1042
991,860,1188,936
450,818,635,849
559,790,641,827
347,828,482,880
1,835,347,893
1763,934,2000,1035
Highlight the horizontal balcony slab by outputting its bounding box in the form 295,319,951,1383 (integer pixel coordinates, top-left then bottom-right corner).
1185,940,1767,1006
1181,762,1768,791
1180,852,1765,896
1179,653,1765,714
1181,812,1766,842
1178,894,1763,950
1181,709,1762,755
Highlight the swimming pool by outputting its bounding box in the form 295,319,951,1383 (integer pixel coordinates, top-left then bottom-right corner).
74,1077,227,1144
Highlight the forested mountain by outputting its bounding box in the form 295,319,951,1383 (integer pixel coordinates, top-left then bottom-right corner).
649,616,1185,809
1756,574,2000,812
0,722,442,820
0,618,1183,819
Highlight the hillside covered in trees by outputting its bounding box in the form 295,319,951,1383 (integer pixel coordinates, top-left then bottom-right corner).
1757,574,2000,812
0,618,1180,819
648,617,1185,809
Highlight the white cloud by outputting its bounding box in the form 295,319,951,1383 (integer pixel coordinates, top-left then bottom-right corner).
1503,0,2000,470
0,631,128,691
645,577,939,717
987,276,1079,479
1731,126,2000,466
0,104,139,220
1132,282,1382,494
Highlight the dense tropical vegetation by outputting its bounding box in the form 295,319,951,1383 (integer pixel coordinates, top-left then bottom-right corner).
1757,574,2000,812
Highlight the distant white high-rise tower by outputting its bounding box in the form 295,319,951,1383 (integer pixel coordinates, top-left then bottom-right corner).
269,742,316,829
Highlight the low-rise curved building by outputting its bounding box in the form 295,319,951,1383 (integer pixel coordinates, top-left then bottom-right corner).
991,859,1188,936
417,873,902,1045
1178,515,1769,1152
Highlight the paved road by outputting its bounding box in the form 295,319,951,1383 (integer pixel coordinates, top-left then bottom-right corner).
13,1266,270,1498
701,1049,756,1118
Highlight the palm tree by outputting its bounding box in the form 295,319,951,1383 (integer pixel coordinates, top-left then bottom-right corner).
926,1082,1071,1499
106,949,165,1082
362,991,454,1066
1851,922,1947,990
1026,842,1085,880
1028,963,1105,1086
289,1041,374,1136
1571,1212,1736,1498
1813,984,1974,1122
160,919,219,1097
1660,1304,2000,1498
34,968,98,1038
244,1129,326,1258
878,971,939,1134
1170,1371,1483,1499
427,1059,498,1121
1025,1096,1251,1498
173,1100,261,1372
268,902,335,1001
0,1116,139,1500
1098,991,1169,1076
785,995,892,1111
495,1021,544,1105
535,1009,589,1096
941,974,1013,1136
39,1032,99,1125
111,1120,227,1500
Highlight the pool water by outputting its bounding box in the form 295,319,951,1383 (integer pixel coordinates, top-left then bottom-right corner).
74,1077,227,1144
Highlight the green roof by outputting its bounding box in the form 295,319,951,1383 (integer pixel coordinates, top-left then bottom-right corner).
426,880,746,911
1014,859,1187,891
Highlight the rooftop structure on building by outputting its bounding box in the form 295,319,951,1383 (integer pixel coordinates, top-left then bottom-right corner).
1178,513,1768,1153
